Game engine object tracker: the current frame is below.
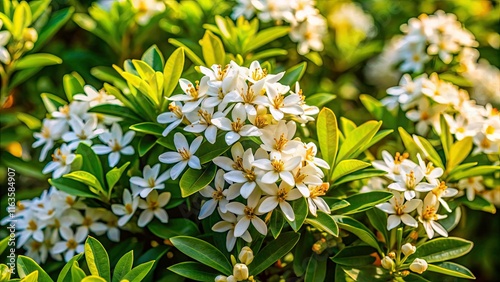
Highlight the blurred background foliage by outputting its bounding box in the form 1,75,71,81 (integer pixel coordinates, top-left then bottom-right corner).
0,0,498,281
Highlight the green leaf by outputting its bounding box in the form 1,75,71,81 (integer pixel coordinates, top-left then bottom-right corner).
179,164,217,197
106,162,130,194
331,160,371,183
14,54,62,70
168,38,205,66
305,211,339,236
85,236,110,281
138,135,156,157
334,168,387,186
407,237,473,263
168,262,220,282
57,253,83,282
49,178,99,199
245,26,290,52
398,127,420,162
317,107,338,167
336,121,381,163
121,261,155,282
64,171,105,196
341,117,357,137
305,93,336,108
280,62,307,86
129,122,164,136
359,129,394,153
81,277,107,282
88,104,142,123
9,67,43,89
142,45,164,72
63,73,85,101
366,208,388,243
427,262,475,279
28,0,50,21
170,236,232,275
331,245,377,267
76,143,105,187
334,191,393,215
34,7,75,52
112,251,134,282
439,115,452,160
197,138,230,164
17,256,53,282
250,48,288,61
148,218,200,239
17,112,41,130
200,30,225,66
448,165,500,181
270,210,285,239
12,2,31,39
248,232,300,275
447,137,472,171
41,93,66,113
413,135,444,169
20,271,38,282
455,195,496,214
163,47,185,98
285,197,308,231
360,94,397,129
70,261,86,281
334,216,382,254
0,236,9,255
304,256,327,282
446,162,477,179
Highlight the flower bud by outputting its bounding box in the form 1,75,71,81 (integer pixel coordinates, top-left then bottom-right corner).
381,256,394,270
214,275,227,282
238,246,254,265
410,258,428,274
388,251,396,259
233,263,249,281
23,28,38,42
401,243,416,256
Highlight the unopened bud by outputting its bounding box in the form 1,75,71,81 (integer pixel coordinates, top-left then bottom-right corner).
409,231,419,241
23,28,38,42
214,275,227,282
24,41,34,51
410,258,428,274
402,243,416,256
238,246,254,265
233,263,249,281
401,270,410,277
381,256,394,270
388,251,396,259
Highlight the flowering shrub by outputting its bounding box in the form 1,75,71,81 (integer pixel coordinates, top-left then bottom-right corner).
1,0,499,281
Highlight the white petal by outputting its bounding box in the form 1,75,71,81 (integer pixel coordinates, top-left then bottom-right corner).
400,214,418,228
258,197,279,213
234,218,251,237
387,215,401,230
251,217,268,236
279,201,295,221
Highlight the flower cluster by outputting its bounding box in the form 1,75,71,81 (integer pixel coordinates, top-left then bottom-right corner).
231,0,327,54
373,151,458,239
0,187,120,263
383,73,500,155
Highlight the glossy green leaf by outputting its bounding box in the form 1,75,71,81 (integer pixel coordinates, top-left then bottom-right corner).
168,262,219,282
138,135,157,157
200,30,225,66
106,162,130,194
305,93,336,108
305,211,339,236
129,122,164,136
317,107,338,167
179,164,217,197
121,261,155,282
286,197,308,231
448,165,500,181
64,171,105,195
270,210,285,239
163,47,185,98
248,232,300,275
76,143,105,187
456,195,496,214
413,135,444,169
34,7,75,52
334,191,392,215
17,256,53,282
245,26,290,52
70,261,86,281
427,262,475,279
85,236,110,281
331,159,371,183
41,93,66,113
439,115,452,160
14,54,62,70
170,236,232,275
88,104,142,123
142,45,164,72
63,73,85,101
337,121,381,163
57,253,83,282
447,137,472,171
20,271,38,282
366,208,388,243
334,215,382,253
81,277,107,282
49,178,99,199
304,256,327,282
197,138,231,164
408,237,473,263
148,218,200,239
112,251,134,282
280,62,307,86
334,168,387,186
12,2,31,39
28,0,50,21
398,127,420,162
331,245,377,267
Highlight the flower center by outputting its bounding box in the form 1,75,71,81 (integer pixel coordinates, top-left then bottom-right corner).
27,220,38,231
147,177,156,188
41,126,51,139
393,152,409,165
212,190,224,201
66,196,75,206
244,206,256,219
252,68,267,81
244,169,256,182
231,118,244,132
82,216,93,227
271,158,285,172
178,148,191,160
186,81,200,99
111,139,122,152
149,200,159,209
272,94,285,109
425,162,435,175
480,137,490,149
310,183,329,198
422,206,438,221
30,240,42,251
273,133,288,152
168,102,183,118
77,130,88,140
405,171,416,189
254,115,268,128
125,203,133,214
242,88,256,103
432,181,447,197
232,156,244,171
277,188,288,202
66,239,78,250
485,125,495,135
198,109,213,125
59,105,70,118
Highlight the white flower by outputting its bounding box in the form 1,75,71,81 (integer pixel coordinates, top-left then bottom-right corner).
157,102,190,137
212,103,261,145
137,190,171,227
51,101,90,122
223,148,259,199
101,211,121,242
238,246,254,265
184,108,225,144
33,119,68,161
258,182,302,221
386,74,424,110
253,154,302,186
472,132,499,155
263,83,303,121
158,133,203,180
430,181,458,212
388,166,435,200
212,208,252,252
289,14,327,55
0,20,11,64
226,192,267,237
42,144,76,178
73,85,121,107
292,164,323,197
169,77,209,113
76,208,108,238
301,142,330,171
132,0,166,25
17,214,47,248
253,0,294,23
376,192,421,230
51,226,86,262
406,98,446,136
62,115,104,150
199,169,236,219
233,263,249,281
111,189,139,226
417,193,448,239
306,183,330,217
458,176,485,201
92,123,135,167
130,164,171,198
416,154,443,182
213,142,245,171
231,0,256,19
259,120,302,158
